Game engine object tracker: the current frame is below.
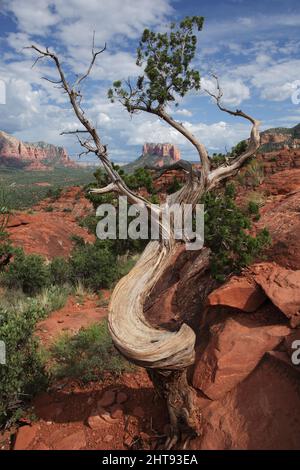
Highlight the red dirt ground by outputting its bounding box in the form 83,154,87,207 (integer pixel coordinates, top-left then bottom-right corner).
35,291,110,346
0,290,170,451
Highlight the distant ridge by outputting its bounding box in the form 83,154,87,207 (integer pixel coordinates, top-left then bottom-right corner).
0,130,77,170
259,123,300,153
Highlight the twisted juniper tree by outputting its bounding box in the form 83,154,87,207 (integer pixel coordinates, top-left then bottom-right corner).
29,16,260,448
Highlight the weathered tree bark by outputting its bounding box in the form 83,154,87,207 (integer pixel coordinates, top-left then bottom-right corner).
29,45,261,447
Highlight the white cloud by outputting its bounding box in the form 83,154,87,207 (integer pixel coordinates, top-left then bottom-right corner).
234,58,300,102
201,77,250,106
173,108,193,117
122,113,251,158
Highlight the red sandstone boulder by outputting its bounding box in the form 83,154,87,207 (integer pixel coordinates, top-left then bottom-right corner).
14,424,39,450
193,315,290,400
206,276,266,313
256,190,300,270
251,263,300,327
191,353,300,450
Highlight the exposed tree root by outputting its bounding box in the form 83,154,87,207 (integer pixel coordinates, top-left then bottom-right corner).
148,368,201,449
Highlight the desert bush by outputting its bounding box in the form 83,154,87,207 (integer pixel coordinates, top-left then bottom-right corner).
36,285,69,314
49,320,132,382
166,176,183,194
0,285,68,316
0,304,48,427
49,256,71,285
46,186,63,201
202,184,271,281
69,241,118,290
3,249,49,295
78,214,99,233
237,160,265,188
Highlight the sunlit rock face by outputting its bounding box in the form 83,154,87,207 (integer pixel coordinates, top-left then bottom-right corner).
0,130,77,169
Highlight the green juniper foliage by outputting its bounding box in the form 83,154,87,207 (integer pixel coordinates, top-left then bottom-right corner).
0,304,48,428
202,184,271,281
3,249,49,295
108,16,204,111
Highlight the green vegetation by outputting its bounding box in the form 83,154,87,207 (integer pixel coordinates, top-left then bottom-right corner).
202,184,271,281
69,241,118,290
49,320,132,383
0,167,94,210
3,249,49,295
0,285,69,316
236,160,265,188
210,140,248,169
108,16,203,110
0,304,48,428
166,176,183,195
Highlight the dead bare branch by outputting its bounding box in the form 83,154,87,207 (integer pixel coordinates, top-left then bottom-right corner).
73,32,106,88
204,74,261,188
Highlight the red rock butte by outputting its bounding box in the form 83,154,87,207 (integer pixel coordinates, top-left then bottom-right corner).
142,143,181,162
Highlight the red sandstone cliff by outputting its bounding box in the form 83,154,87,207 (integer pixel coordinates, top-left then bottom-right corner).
123,142,181,173
142,142,181,162
0,130,77,170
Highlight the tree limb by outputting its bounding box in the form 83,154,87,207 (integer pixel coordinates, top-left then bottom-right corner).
204,74,261,188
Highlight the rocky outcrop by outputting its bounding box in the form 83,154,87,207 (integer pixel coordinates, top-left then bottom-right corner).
258,149,300,176
256,189,300,270
261,168,300,194
251,263,300,327
192,314,290,400
123,143,181,173
206,276,266,313
142,143,181,162
0,130,77,170
192,353,300,450
259,123,300,153
7,187,94,259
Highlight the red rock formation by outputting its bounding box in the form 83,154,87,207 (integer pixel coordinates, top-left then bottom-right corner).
192,314,290,400
142,142,181,162
0,130,77,169
192,353,300,450
256,189,300,270
261,168,300,194
206,276,266,313
153,169,186,193
7,212,94,259
251,263,300,327
258,149,300,175
7,187,94,259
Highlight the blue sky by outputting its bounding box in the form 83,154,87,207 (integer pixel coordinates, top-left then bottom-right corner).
0,0,300,163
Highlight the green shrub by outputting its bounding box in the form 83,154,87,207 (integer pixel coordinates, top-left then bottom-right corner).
0,305,48,427
36,285,69,314
49,320,132,382
49,257,70,285
70,241,118,290
79,214,99,233
3,249,49,295
46,187,63,201
166,177,183,195
247,200,260,218
202,184,271,281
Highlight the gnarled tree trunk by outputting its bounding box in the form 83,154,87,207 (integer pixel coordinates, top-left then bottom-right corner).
29,44,261,448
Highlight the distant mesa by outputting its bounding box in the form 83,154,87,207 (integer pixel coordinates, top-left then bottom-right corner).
123,142,181,173
259,123,300,153
0,130,78,170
